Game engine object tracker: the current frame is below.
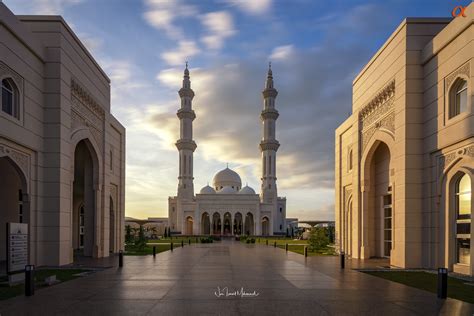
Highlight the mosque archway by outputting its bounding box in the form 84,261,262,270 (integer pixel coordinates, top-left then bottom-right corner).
185,216,193,235
244,212,254,235
201,212,210,235
262,217,270,236
72,139,98,258
223,212,231,235
212,212,221,235
362,141,392,258
234,212,243,235
0,156,29,275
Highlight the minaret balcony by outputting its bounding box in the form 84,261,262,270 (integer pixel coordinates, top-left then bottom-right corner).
179,88,195,98
262,88,278,98
175,139,197,151
260,108,279,120
177,109,196,120
259,140,280,151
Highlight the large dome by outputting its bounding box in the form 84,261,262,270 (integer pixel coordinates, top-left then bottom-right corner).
213,167,242,191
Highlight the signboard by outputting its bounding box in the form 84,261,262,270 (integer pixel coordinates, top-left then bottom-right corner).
7,223,28,274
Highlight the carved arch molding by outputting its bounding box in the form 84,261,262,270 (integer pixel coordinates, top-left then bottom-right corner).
70,79,105,152
359,80,395,153
437,144,474,179
0,143,30,184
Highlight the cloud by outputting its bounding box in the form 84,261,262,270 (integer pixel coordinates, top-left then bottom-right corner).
200,11,236,50
78,33,103,55
161,41,201,66
224,0,272,15
143,0,198,39
270,45,294,60
4,0,82,14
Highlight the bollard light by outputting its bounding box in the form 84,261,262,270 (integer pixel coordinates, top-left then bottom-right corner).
274,241,276,248
266,240,268,246
171,242,174,251
25,265,35,296
304,246,308,257
119,250,124,267
181,240,184,247
285,243,288,252
153,246,156,257
437,268,448,299
189,239,191,245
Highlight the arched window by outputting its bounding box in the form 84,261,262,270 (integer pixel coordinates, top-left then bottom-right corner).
455,173,471,265
2,78,19,119
450,79,468,119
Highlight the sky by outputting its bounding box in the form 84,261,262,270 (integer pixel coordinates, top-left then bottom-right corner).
4,0,468,220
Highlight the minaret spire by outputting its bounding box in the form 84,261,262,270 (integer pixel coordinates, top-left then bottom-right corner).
176,63,196,199
260,64,279,203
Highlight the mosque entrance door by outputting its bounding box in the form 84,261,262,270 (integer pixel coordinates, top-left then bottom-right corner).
234,212,243,235
223,212,231,235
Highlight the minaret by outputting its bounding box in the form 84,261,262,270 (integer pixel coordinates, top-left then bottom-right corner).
260,63,280,203
176,62,196,199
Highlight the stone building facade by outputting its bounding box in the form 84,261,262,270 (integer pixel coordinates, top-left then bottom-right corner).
0,3,125,267
336,5,473,276
169,65,287,236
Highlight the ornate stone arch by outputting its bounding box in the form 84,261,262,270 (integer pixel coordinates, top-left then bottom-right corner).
437,158,474,271
360,129,395,187
0,144,29,192
70,127,102,188
436,145,474,200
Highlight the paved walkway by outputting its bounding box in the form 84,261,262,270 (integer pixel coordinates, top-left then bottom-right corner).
1,241,473,315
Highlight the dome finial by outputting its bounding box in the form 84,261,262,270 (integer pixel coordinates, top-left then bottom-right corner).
226,162,229,168
184,61,189,77
268,61,272,77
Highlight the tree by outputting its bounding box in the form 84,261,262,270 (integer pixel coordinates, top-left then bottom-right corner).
134,225,147,251
150,226,158,239
308,227,329,252
125,225,133,244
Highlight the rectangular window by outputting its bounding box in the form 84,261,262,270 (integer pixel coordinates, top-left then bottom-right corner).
457,239,470,265
383,193,392,257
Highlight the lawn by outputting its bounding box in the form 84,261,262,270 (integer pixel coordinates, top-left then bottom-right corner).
255,237,308,245
279,244,336,256
125,243,182,255
0,269,91,300
250,238,336,256
147,237,203,244
363,271,474,304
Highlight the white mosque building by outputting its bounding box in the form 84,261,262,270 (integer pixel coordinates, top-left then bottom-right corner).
168,65,287,236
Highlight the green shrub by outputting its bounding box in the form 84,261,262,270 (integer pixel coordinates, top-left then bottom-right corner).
308,227,329,252
200,237,213,243
246,238,255,244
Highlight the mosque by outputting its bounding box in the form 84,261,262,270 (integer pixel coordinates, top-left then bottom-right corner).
168,65,287,236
